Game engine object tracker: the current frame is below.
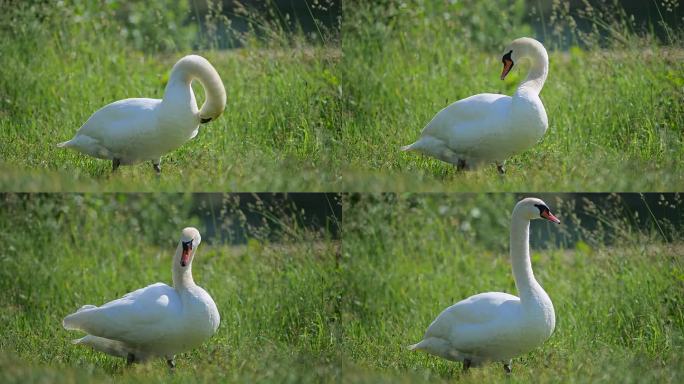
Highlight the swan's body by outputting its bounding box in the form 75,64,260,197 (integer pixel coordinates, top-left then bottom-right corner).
63,228,220,366
409,198,559,373
58,55,226,173
402,38,549,173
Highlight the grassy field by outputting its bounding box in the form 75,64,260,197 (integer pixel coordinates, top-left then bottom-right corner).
339,193,684,383
339,1,684,191
0,194,342,383
0,2,342,192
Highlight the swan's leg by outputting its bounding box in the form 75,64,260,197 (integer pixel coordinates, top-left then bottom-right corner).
457,159,467,172
503,360,512,374
112,158,121,172
126,353,135,366
496,161,506,175
152,159,161,175
462,358,471,372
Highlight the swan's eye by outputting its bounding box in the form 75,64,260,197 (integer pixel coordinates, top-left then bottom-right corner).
534,204,549,216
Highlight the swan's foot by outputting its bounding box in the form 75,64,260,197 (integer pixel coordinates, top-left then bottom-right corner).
456,159,467,172
503,362,512,374
112,158,121,172
462,358,471,372
126,353,135,366
166,358,176,369
152,160,161,175
496,162,505,175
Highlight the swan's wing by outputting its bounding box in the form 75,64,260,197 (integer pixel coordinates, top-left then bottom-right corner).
420,93,511,148
76,98,161,144
423,292,520,352
430,292,519,325
63,282,180,345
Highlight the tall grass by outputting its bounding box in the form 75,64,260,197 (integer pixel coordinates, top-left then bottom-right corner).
0,1,342,192
339,193,684,382
0,193,342,383
339,0,684,191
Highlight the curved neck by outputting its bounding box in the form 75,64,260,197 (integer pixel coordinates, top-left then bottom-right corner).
509,214,540,302
172,245,195,289
163,55,226,120
516,49,548,96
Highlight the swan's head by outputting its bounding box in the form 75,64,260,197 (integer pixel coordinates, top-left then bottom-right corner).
169,55,226,124
515,198,560,224
179,227,202,268
500,37,546,80
199,96,226,124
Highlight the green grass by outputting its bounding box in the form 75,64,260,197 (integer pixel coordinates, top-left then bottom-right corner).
339,193,684,383
0,194,342,383
339,1,684,191
0,3,342,192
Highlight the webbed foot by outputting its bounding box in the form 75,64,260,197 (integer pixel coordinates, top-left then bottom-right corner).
463,358,471,372
152,160,161,175
496,161,506,175
457,159,467,172
112,158,121,172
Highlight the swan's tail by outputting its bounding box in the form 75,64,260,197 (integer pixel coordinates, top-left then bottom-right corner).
56,140,71,148
402,137,433,152
62,304,98,331
407,340,425,351
400,142,416,152
72,335,129,358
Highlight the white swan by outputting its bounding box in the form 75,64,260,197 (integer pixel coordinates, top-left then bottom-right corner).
58,55,226,173
63,227,220,367
409,198,559,373
401,37,549,174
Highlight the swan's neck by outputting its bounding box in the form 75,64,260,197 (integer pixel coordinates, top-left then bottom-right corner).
162,76,197,115
162,55,225,120
516,49,548,96
509,215,542,303
172,247,196,289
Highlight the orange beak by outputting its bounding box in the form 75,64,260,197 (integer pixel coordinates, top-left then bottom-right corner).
501,59,514,80
181,241,192,267
541,210,560,224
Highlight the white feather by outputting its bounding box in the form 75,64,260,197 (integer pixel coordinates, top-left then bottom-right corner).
402,37,549,170
63,227,220,363
410,198,557,368
58,55,226,168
